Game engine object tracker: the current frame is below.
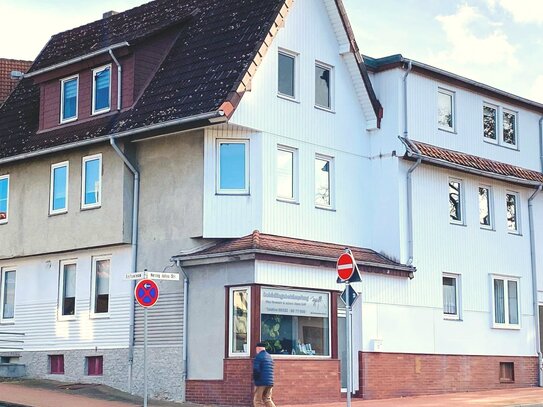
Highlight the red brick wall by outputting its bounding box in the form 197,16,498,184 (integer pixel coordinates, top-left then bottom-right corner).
359,352,538,399
186,358,341,405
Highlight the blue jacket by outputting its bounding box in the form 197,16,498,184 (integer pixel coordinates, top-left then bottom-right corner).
253,350,274,386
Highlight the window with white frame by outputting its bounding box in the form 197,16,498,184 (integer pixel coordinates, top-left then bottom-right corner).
59,261,76,318
229,287,250,356
443,274,460,319
492,275,519,328
506,192,519,233
216,140,249,194
1,268,16,322
315,155,333,208
260,287,330,356
482,103,518,148
91,257,110,315
82,154,102,209
438,88,455,131
479,186,493,228
92,65,111,115
60,76,78,123
449,179,463,224
315,62,333,110
277,145,297,201
0,175,9,224
50,162,69,214
278,50,298,100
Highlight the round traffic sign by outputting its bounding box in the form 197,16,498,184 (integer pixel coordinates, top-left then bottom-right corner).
135,279,159,308
337,253,355,281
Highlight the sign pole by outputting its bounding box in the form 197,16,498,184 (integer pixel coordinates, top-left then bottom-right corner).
144,306,148,407
346,279,352,407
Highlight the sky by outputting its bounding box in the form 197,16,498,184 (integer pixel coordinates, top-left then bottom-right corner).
1,0,542,103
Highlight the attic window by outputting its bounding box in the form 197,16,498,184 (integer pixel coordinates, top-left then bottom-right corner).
92,65,111,115
60,76,78,123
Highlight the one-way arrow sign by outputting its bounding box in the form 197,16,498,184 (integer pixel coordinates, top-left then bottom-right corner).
340,285,359,307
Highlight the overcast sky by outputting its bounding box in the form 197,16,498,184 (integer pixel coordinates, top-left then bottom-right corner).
1,0,542,103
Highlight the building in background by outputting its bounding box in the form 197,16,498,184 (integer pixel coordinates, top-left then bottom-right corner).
0,58,32,106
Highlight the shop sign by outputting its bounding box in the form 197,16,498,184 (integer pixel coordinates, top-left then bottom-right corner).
261,288,328,317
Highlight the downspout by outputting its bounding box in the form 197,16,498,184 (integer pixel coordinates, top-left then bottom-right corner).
109,49,122,111
403,60,413,138
110,137,140,394
539,116,543,174
175,260,190,402
528,184,543,386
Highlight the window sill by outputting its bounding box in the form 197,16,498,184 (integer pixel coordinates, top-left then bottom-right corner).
58,316,76,322
81,204,101,211
443,315,462,321
0,321,15,325
277,198,299,205
449,221,466,227
92,108,111,116
314,105,335,114
507,231,522,236
0,220,7,226
480,226,495,232
49,210,68,217
270,354,331,360
89,313,110,320
277,94,299,103
492,324,521,330
438,127,456,134
215,192,250,196
483,138,519,151
60,117,78,125
315,205,336,212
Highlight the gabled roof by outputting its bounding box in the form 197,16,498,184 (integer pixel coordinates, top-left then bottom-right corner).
0,58,32,105
364,54,543,114
174,230,415,278
401,137,543,187
0,0,382,163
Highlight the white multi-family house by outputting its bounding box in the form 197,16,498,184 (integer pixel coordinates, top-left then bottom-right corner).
0,0,541,405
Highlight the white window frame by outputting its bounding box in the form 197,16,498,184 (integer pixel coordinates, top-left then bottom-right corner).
314,61,334,112
91,65,112,115
506,191,521,234
0,267,16,324
442,273,461,320
482,103,519,150
49,161,69,215
491,275,521,329
216,139,250,195
81,154,102,210
478,185,494,230
277,49,299,102
315,153,334,210
60,75,79,124
228,286,251,357
276,145,298,203
90,255,112,319
0,174,9,225
58,260,77,321
448,178,464,225
482,103,498,144
438,88,455,132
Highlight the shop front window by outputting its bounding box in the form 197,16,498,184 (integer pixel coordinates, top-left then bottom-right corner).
230,287,250,356
260,288,330,356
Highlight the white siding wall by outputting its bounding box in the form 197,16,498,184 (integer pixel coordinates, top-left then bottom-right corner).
0,246,131,351
407,72,541,171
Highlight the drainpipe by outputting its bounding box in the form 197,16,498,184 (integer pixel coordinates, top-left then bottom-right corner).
109,49,122,111
539,117,543,173
110,137,140,393
175,260,190,402
403,60,413,138
406,159,421,265
528,184,543,386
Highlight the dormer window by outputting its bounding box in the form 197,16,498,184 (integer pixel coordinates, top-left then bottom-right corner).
60,76,78,123
92,65,111,115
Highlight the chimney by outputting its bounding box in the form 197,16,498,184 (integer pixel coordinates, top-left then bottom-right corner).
103,11,118,19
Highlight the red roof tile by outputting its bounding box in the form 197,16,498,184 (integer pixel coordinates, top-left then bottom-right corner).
175,231,414,277
0,59,32,105
402,138,543,186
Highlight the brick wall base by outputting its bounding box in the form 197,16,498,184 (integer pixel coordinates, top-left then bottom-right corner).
358,351,538,400
186,358,341,406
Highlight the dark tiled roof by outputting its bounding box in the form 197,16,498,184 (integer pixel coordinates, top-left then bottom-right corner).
0,0,286,160
0,59,32,105
175,230,415,276
402,138,543,185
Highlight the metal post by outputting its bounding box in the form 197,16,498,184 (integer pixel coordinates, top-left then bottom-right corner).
144,307,148,407
346,280,352,407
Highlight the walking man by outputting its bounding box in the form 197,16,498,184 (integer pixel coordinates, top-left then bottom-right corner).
253,342,276,407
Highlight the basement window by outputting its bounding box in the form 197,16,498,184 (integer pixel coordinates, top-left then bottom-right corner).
49,355,64,375
86,356,103,376
499,362,514,382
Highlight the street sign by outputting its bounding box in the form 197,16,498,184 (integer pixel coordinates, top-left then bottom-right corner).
340,285,359,307
125,272,144,280
146,272,180,281
135,279,160,308
337,252,356,281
